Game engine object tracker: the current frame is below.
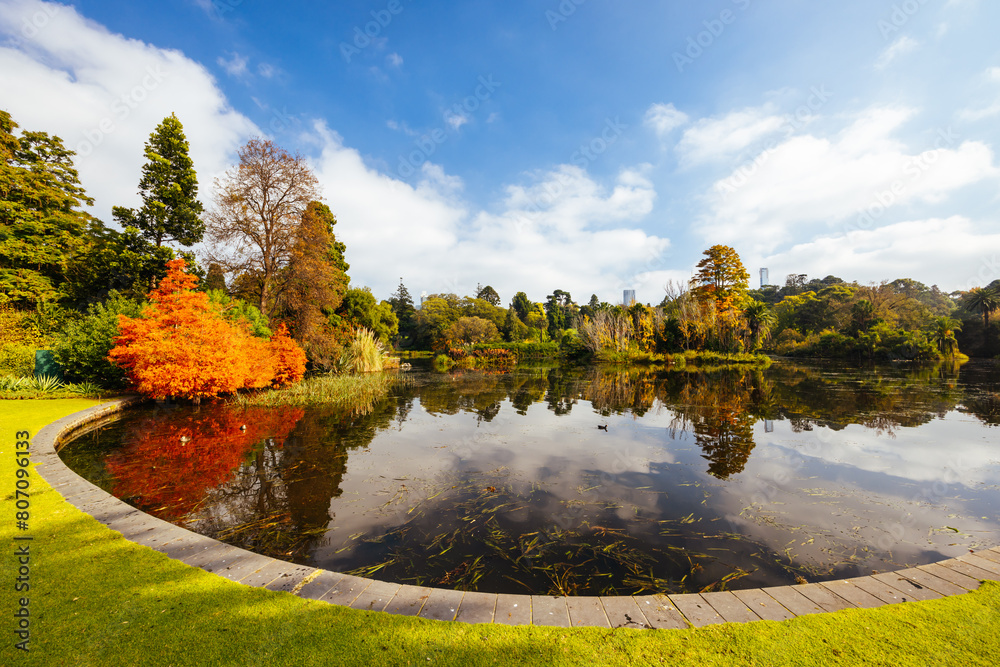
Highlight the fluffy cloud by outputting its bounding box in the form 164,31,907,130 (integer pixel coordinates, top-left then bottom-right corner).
676,105,787,165
310,123,666,301
700,107,1000,255
217,51,249,77
1,0,671,304
758,217,1000,290
874,35,919,69
643,103,688,139
0,0,257,222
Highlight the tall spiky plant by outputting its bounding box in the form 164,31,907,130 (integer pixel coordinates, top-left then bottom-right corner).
341,327,385,373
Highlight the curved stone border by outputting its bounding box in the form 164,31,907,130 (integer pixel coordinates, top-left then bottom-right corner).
33,398,1000,628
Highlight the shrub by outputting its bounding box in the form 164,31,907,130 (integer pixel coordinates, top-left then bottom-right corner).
341,328,385,373
269,323,307,387
53,292,143,388
0,344,35,377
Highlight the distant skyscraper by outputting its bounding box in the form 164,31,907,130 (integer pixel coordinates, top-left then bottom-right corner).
760,268,769,288
623,289,636,306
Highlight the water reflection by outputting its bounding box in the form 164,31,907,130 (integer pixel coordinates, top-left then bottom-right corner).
60,359,1000,596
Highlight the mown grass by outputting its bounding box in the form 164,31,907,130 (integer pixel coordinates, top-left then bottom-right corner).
228,372,401,412
2,399,999,666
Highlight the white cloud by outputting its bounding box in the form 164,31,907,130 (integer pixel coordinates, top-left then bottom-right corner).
386,52,402,67
309,122,666,300
0,0,257,224
759,217,1000,291
445,111,469,131
958,66,1000,121
643,103,688,138
677,105,787,165
257,62,276,78
701,107,1000,254
0,0,679,303
875,36,919,69
217,51,249,77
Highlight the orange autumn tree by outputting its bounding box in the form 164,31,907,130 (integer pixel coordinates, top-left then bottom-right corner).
109,259,305,400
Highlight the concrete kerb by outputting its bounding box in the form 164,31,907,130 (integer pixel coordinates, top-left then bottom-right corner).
32,398,1000,629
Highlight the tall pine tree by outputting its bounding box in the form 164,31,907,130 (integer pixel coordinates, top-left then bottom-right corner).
113,114,204,248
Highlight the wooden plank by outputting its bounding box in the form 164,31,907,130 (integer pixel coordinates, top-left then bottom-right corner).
958,554,1000,578
493,594,530,626
668,594,724,627
633,595,688,629
454,592,496,625
894,567,967,597
972,549,1000,565
918,563,980,591
764,586,825,616
871,572,943,602
818,579,885,609
795,583,854,612
732,589,795,621
937,558,995,583
565,597,611,628
700,591,760,623
600,596,651,629
847,577,908,604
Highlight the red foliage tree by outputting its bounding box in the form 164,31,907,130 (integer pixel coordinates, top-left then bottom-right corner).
109,259,306,400
269,322,307,387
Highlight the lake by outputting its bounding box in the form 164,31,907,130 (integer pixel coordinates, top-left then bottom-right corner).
60,358,1000,596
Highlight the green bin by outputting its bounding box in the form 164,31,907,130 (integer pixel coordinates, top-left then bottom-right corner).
34,350,64,382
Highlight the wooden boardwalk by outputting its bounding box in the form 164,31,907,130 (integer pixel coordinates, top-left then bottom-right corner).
32,398,1000,629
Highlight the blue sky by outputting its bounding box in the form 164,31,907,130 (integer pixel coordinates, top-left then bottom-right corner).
2,0,1000,305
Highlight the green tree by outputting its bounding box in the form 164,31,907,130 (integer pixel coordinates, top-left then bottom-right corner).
53,292,143,388
112,114,205,248
511,291,532,323
0,110,96,308
544,289,574,339
476,285,501,307
961,286,1000,331
690,245,750,311
445,316,500,345
928,316,962,356
389,278,417,343
336,287,399,345
742,300,775,350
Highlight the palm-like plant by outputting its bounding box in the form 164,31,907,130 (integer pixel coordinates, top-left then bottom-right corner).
961,286,1000,330
928,316,962,356
742,300,776,350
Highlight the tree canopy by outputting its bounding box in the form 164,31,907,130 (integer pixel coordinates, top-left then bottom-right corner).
112,114,205,248
207,138,320,318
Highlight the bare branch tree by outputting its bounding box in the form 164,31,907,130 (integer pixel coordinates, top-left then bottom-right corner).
206,138,320,318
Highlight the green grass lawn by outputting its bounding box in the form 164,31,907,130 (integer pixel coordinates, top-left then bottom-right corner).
2,399,999,666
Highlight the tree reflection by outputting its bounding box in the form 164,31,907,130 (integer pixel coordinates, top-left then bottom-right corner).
106,405,305,522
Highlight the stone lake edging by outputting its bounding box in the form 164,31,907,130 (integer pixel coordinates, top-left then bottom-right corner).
32,397,1000,629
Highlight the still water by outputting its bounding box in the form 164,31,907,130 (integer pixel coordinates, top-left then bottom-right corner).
60,359,1000,596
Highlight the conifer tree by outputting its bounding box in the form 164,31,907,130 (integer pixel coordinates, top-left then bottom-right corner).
113,114,205,248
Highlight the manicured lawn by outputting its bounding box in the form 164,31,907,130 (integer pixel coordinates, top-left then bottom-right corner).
3,399,999,666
